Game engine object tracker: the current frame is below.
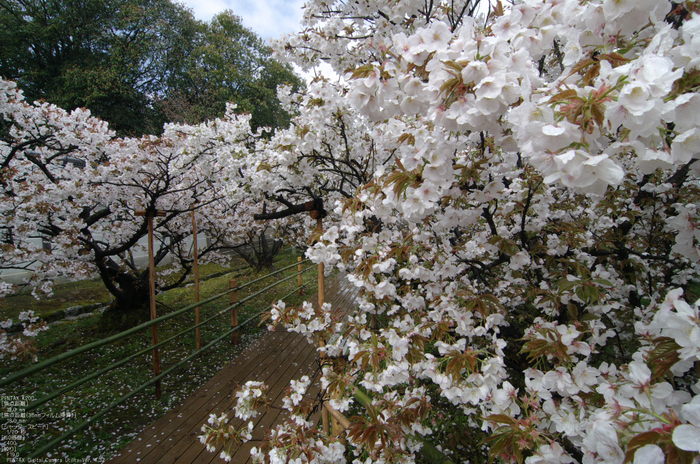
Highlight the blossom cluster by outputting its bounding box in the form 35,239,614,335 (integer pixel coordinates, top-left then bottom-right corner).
0,0,687,461
0,310,48,362
205,0,700,463
203,376,347,464
268,300,341,347
199,412,254,462
0,79,289,311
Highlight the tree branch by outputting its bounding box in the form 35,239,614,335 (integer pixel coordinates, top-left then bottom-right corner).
254,198,326,220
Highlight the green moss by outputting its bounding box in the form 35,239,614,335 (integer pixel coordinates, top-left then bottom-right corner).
1,278,112,321
0,259,252,322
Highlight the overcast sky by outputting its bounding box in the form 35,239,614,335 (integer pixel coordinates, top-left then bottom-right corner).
178,0,306,40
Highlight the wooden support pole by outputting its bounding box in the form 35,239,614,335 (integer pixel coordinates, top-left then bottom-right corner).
316,217,327,360
135,209,166,400
317,215,331,435
148,215,161,399
297,256,303,295
317,217,325,310
229,279,239,344
192,211,201,351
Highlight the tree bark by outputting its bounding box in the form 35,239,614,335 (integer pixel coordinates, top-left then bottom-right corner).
233,234,283,271
97,265,151,331
253,198,326,220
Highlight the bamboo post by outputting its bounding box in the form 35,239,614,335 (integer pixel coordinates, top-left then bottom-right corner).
331,391,342,442
321,355,329,434
192,211,201,351
322,402,330,435
323,402,350,437
297,256,303,295
229,279,239,344
148,215,161,399
135,209,166,399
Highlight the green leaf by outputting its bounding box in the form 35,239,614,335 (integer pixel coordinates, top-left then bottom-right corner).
350,64,376,80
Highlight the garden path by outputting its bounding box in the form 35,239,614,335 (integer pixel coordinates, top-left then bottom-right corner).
105,273,360,464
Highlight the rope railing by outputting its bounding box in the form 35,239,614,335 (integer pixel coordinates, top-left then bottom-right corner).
0,258,315,459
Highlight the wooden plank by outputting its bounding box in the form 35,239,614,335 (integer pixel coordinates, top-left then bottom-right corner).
106,274,360,464
222,274,361,463
158,331,308,463
234,342,322,464
105,330,297,464
105,332,287,462
105,333,284,463
170,334,315,464
125,331,300,464
230,336,322,464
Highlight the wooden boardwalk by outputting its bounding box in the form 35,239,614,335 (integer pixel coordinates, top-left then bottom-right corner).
106,274,360,464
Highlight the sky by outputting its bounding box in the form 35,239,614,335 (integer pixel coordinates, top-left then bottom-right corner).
178,0,307,40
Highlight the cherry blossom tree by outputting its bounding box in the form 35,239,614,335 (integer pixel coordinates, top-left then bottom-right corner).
1,79,113,296
0,80,256,327
241,81,379,217
221,199,302,271
201,0,700,463
222,79,385,269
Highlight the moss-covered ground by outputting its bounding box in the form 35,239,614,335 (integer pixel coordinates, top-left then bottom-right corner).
0,248,318,463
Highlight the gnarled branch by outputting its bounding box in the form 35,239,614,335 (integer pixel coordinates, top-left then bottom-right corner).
254,198,327,220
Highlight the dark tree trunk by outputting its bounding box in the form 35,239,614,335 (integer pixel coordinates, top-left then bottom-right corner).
233,232,283,271
97,266,152,332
